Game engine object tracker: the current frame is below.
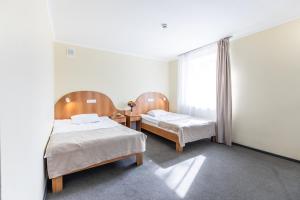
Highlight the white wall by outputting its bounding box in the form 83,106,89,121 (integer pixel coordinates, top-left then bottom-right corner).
231,19,300,160
0,0,54,199
54,42,170,109
168,60,178,112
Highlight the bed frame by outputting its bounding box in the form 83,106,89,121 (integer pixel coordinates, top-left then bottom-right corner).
50,91,143,193
132,92,216,153
131,92,183,152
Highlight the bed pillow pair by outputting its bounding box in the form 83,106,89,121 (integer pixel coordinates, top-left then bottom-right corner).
147,109,169,117
71,113,100,124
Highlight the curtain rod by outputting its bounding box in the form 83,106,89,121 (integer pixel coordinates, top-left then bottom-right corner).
178,36,232,57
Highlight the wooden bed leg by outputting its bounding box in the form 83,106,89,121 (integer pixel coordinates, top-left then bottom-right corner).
136,153,143,166
211,136,216,142
52,176,63,193
176,143,183,152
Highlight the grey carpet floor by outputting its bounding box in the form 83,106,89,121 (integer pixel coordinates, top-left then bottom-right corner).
47,132,300,200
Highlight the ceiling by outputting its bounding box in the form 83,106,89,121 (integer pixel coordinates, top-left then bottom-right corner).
49,0,300,60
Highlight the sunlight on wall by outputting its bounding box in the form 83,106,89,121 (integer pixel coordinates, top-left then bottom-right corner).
153,155,206,198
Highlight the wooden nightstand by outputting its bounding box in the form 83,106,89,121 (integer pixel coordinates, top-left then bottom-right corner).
125,113,141,131
110,114,126,125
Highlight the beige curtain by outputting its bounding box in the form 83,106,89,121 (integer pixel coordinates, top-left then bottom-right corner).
216,38,232,146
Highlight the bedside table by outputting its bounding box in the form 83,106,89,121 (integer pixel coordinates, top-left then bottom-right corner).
125,113,141,131
110,114,126,125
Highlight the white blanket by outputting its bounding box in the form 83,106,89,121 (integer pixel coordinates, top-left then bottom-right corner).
45,119,146,178
143,113,215,147
52,116,119,134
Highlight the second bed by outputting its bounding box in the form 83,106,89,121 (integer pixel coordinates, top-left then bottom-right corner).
132,92,215,152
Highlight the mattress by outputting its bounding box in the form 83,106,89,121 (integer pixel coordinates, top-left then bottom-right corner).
141,114,160,125
52,116,120,134
141,112,215,147
45,117,147,178
141,114,178,134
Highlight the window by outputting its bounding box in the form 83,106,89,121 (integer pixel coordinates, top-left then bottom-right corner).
177,44,217,120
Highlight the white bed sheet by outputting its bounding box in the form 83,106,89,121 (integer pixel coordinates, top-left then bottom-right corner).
46,117,146,178
141,113,210,126
141,116,178,134
53,116,119,134
141,114,160,125
141,112,215,147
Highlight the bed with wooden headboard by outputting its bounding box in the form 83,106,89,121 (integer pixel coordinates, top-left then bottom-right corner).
45,91,146,193
55,91,121,119
132,92,216,152
130,92,184,151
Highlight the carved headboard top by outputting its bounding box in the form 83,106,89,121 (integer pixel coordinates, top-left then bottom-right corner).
55,91,120,119
131,92,169,115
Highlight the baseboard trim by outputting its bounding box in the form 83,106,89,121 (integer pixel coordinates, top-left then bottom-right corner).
232,142,300,163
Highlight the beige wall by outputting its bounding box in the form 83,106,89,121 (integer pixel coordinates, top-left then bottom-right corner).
0,0,54,199
231,19,300,160
168,19,300,160
54,43,170,109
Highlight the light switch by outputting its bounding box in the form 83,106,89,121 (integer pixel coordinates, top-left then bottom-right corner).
86,99,96,104
148,98,154,102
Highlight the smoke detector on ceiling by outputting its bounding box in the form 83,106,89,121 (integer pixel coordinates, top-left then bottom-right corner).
161,23,168,29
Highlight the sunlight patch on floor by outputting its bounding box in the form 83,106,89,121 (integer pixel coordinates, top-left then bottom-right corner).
153,155,206,198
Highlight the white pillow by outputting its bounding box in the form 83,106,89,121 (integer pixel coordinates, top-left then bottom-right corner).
71,114,100,124
147,109,169,117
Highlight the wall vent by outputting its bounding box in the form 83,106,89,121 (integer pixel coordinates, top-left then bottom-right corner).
66,47,75,57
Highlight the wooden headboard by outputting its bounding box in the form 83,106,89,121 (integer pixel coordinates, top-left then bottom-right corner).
132,92,169,115
55,91,120,119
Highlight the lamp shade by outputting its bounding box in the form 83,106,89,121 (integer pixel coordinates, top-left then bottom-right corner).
127,101,136,112
127,101,136,107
